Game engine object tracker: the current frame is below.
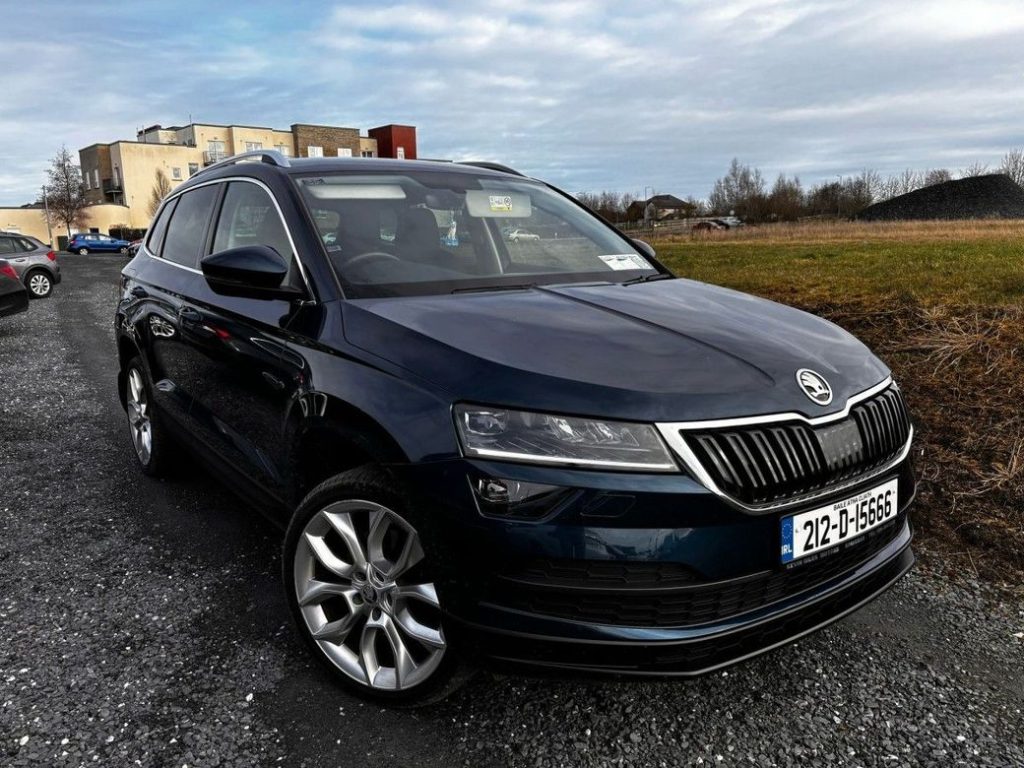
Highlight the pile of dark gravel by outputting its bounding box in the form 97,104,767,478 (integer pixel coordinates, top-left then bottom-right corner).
856,174,1024,220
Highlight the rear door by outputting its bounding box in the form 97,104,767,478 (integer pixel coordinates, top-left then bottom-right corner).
133,185,221,429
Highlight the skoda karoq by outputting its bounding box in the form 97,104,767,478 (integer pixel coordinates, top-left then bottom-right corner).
115,152,915,702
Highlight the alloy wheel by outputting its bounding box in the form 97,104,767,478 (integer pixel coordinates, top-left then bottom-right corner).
78,248,88,255
126,368,152,464
293,500,446,691
28,273,51,297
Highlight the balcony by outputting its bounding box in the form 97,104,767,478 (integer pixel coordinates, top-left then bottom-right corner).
102,178,122,193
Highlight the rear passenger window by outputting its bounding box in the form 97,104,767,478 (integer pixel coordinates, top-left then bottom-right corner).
16,238,37,252
146,198,177,256
0,238,15,255
162,186,219,268
212,182,292,263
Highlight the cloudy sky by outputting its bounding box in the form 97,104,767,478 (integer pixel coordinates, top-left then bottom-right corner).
2,0,1023,204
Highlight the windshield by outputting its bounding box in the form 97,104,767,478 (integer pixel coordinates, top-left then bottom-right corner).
294,169,660,298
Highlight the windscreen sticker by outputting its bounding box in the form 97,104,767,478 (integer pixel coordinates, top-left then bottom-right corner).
489,195,513,212
600,254,645,270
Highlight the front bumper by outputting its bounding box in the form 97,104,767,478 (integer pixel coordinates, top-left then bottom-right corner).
395,455,916,675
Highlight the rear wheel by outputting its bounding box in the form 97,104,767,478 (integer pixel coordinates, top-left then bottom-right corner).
124,358,175,477
284,467,462,703
26,270,52,298
119,246,129,254
77,247,89,255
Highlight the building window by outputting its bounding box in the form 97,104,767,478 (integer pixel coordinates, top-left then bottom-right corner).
92,169,100,189
361,150,376,158
396,147,405,160
206,140,226,164
337,148,352,157
245,141,263,152
307,145,323,158
172,167,182,180
188,162,199,177
274,144,291,157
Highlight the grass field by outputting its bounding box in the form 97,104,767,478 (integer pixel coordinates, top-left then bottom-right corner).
654,220,1024,586
653,219,1024,306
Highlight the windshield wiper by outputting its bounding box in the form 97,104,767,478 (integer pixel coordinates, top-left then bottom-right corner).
622,272,673,286
451,283,538,294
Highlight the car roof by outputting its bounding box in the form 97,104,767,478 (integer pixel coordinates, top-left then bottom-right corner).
177,156,529,191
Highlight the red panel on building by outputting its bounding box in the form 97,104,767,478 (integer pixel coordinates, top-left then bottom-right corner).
368,124,417,160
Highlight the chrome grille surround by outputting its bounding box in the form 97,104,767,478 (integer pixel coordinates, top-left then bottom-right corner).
657,377,914,513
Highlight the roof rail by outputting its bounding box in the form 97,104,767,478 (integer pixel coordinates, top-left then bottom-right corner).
456,161,525,177
193,149,291,178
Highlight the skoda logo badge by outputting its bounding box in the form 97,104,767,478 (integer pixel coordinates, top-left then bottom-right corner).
796,369,833,406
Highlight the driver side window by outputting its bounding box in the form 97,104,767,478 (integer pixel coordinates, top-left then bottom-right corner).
213,182,293,265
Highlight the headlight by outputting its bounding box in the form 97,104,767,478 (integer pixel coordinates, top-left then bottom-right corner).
453,405,678,472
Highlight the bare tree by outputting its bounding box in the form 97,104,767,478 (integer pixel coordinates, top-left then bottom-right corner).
148,169,173,218
882,168,923,199
855,168,883,203
45,145,89,239
923,168,952,186
960,161,990,178
1000,148,1024,187
709,158,767,220
766,173,803,221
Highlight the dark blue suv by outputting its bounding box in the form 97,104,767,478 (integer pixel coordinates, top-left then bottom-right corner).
115,151,915,702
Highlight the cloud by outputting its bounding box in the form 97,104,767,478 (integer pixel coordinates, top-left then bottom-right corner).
0,0,1022,205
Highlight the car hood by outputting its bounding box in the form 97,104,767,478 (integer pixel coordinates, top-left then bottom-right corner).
341,279,889,422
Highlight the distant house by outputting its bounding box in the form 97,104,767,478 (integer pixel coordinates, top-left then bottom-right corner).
625,194,697,223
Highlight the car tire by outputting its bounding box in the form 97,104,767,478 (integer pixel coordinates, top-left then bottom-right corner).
25,270,53,299
283,465,466,704
78,247,89,256
124,357,176,478
120,246,129,254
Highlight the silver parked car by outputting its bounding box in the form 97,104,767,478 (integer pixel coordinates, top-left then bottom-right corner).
0,232,61,298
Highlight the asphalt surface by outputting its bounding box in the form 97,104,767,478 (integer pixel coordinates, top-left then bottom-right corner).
1,254,1023,768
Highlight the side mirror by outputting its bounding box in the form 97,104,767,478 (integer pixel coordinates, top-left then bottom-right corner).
632,238,656,260
200,245,305,300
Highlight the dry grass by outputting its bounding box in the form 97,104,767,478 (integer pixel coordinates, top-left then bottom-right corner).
659,217,1024,245
653,219,1024,306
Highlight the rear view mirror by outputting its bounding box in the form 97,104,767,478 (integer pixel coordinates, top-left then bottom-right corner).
200,245,304,300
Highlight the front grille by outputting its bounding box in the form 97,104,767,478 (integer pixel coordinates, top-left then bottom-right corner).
494,517,903,627
682,385,911,507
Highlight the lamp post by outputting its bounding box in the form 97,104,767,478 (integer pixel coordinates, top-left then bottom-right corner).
42,184,53,246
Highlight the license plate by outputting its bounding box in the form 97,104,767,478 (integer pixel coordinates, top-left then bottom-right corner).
780,478,898,564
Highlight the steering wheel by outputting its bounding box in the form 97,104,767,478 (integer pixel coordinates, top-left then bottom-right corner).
345,250,401,270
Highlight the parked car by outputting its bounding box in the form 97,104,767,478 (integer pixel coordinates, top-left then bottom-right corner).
0,232,61,298
505,227,540,242
0,258,29,319
68,233,132,255
691,220,726,232
116,153,916,702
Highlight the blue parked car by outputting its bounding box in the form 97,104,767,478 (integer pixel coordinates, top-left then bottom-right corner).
68,233,132,255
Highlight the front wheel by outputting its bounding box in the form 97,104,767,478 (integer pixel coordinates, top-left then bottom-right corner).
26,271,52,298
77,247,89,256
283,467,462,703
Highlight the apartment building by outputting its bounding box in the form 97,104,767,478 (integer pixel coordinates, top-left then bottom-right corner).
78,121,418,228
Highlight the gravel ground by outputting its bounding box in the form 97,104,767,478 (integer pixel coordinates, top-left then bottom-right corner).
1,255,1022,768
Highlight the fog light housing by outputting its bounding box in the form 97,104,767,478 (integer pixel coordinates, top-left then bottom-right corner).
470,477,576,521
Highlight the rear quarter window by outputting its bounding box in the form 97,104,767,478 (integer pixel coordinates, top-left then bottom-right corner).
146,199,177,256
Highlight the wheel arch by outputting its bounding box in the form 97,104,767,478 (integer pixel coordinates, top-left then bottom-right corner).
289,397,410,507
